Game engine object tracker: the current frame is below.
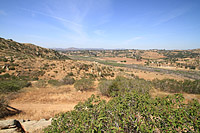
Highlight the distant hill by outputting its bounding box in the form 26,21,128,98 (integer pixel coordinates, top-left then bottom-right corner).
51,47,127,51
0,37,70,60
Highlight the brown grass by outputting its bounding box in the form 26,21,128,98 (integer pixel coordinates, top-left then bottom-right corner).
150,89,200,103
3,84,109,120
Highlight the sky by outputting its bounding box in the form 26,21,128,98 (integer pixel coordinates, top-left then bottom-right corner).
0,0,200,49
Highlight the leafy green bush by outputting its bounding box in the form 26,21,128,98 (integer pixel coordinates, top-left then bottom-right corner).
74,78,94,91
45,92,200,132
62,76,75,85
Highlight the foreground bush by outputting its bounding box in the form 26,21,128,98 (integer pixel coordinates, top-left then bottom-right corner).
74,78,94,91
44,91,200,132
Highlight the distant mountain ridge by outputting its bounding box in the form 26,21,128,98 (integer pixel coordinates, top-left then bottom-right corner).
51,47,127,51
0,37,70,60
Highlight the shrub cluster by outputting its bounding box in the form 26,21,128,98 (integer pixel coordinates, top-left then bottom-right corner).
0,80,31,93
62,76,75,85
48,76,75,86
45,91,200,132
98,76,152,97
48,80,63,86
152,79,200,94
74,78,94,91
34,80,47,88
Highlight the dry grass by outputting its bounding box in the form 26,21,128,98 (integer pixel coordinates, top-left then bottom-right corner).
141,51,165,59
125,68,185,81
150,89,200,103
3,84,109,120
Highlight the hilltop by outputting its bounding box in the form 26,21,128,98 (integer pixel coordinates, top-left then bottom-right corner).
0,37,69,60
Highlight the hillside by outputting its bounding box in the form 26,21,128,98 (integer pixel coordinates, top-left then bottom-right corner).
0,37,69,60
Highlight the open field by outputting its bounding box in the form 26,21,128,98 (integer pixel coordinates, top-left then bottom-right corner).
4,85,109,120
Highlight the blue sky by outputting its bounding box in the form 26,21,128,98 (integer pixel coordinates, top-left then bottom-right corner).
0,0,200,49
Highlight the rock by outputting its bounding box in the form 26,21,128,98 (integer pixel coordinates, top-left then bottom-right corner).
48,118,53,121
0,119,15,129
20,120,51,133
18,119,26,123
0,128,18,133
0,118,52,133
20,120,37,132
39,119,46,122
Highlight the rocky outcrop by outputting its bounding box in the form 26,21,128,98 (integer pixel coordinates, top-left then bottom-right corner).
0,118,52,133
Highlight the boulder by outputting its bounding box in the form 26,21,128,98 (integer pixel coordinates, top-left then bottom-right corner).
19,120,37,132
0,118,52,133
0,128,18,133
0,119,15,129
20,119,51,132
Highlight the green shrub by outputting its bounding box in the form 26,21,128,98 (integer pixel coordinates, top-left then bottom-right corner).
0,69,6,73
35,80,47,88
62,76,75,85
98,80,112,96
9,66,15,70
0,80,31,93
152,79,200,94
54,71,58,73
67,72,74,76
74,78,94,91
98,76,151,97
48,80,62,86
3,58,8,62
0,73,11,79
45,92,200,132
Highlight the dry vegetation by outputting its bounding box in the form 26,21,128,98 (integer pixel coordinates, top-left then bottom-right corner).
5,84,109,120
0,37,199,124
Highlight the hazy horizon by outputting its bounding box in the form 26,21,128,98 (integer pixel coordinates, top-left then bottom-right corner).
0,0,200,49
